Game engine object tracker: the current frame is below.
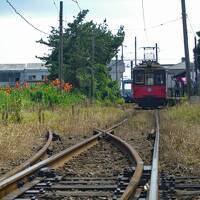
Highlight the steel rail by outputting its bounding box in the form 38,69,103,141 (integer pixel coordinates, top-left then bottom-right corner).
105,119,128,132
0,119,131,199
0,133,102,199
94,119,128,134
97,130,144,200
0,131,53,182
96,118,144,199
148,109,160,200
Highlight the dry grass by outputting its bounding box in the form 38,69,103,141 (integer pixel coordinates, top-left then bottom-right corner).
0,124,45,174
160,103,200,175
0,105,126,172
115,110,154,164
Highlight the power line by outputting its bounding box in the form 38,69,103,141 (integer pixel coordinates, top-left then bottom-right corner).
52,0,59,12
150,17,182,29
72,0,81,12
187,17,196,37
141,0,149,44
111,17,182,32
6,0,49,35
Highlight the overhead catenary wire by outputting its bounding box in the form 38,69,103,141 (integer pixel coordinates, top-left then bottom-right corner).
52,0,59,12
72,0,81,12
141,0,149,45
110,17,182,32
150,17,182,29
6,0,49,35
187,17,196,37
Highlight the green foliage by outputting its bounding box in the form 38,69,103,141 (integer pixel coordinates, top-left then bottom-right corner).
0,89,23,123
194,31,200,70
0,84,86,124
27,84,86,108
37,10,125,102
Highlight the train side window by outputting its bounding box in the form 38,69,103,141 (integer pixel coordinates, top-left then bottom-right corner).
135,73,144,84
145,74,154,85
155,74,164,85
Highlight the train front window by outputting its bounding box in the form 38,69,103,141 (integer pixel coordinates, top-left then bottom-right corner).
155,73,164,85
145,74,154,85
135,73,144,84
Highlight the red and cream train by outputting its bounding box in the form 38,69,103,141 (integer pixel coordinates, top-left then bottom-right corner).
132,59,167,108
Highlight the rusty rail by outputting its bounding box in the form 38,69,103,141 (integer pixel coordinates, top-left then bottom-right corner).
0,118,141,199
0,131,53,182
0,133,102,199
97,128,144,200
94,118,128,134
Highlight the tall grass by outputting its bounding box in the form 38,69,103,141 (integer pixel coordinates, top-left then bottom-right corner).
160,103,200,175
0,104,126,172
167,103,200,123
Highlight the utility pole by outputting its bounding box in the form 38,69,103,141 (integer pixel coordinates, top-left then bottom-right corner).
194,36,198,95
115,55,118,81
121,45,124,61
181,0,192,98
59,1,63,87
87,67,94,104
92,34,95,66
131,60,133,80
121,44,124,95
155,43,158,62
135,36,137,67
91,33,95,103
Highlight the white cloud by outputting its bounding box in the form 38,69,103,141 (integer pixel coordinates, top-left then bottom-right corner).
0,16,56,63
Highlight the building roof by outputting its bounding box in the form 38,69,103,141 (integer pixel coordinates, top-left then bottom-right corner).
0,63,48,71
163,61,194,71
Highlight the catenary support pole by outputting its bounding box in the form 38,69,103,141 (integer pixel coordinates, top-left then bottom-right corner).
59,1,63,87
135,36,137,67
115,55,118,81
181,0,192,98
155,43,158,62
194,36,198,95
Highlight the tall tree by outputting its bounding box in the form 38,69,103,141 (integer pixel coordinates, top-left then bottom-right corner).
194,31,200,70
37,10,124,99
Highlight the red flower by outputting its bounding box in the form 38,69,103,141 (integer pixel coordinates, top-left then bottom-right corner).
24,82,29,88
15,81,20,88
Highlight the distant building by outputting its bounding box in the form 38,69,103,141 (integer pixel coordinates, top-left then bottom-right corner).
108,60,125,86
163,57,194,90
0,63,49,86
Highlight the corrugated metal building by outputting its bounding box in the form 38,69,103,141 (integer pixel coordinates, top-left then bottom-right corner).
108,60,125,86
0,63,49,86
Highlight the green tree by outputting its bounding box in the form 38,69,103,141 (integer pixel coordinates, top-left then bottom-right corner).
194,31,200,70
37,10,124,100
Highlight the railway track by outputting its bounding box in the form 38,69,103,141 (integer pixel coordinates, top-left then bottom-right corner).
160,173,200,199
0,131,54,182
3,110,197,199
0,119,146,199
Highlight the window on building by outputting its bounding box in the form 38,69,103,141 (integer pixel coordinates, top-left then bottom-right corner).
145,73,154,85
28,75,36,81
41,75,47,80
0,73,9,82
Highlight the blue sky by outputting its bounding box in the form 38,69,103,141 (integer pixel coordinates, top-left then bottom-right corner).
0,0,200,68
